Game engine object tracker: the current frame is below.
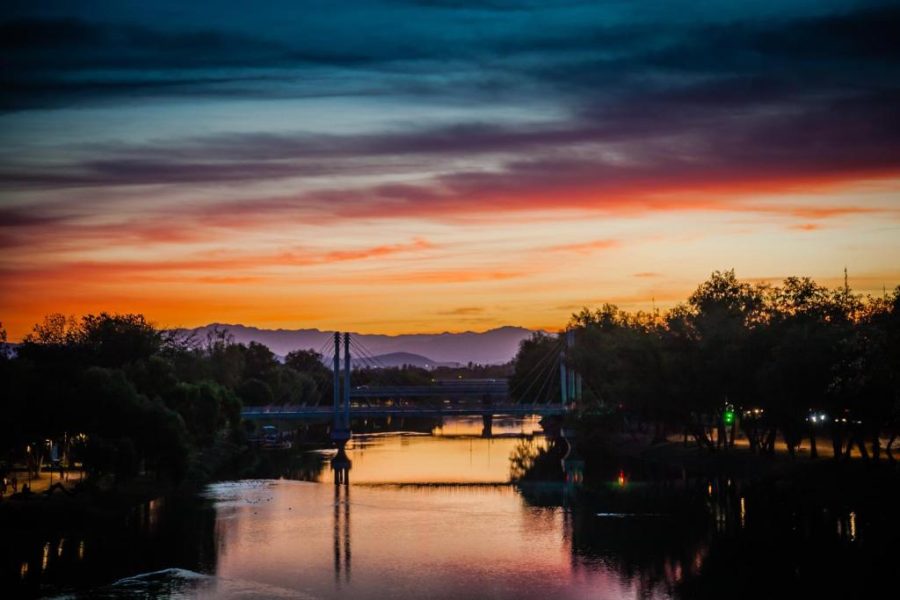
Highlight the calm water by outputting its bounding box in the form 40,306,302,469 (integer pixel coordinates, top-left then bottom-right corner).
5,416,895,599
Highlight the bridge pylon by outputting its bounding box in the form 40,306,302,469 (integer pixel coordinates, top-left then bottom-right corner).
560,329,582,406
330,331,353,449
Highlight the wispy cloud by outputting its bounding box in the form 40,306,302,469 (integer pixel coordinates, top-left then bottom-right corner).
437,306,485,315
548,239,619,254
2,1,899,338
788,223,822,232
0,238,436,282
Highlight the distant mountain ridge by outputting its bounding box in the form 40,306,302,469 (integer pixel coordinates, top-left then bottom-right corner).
175,324,538,365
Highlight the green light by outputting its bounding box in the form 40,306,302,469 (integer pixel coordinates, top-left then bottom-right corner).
723,409,735,426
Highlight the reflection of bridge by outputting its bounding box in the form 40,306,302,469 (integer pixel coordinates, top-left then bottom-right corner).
241,331,582,482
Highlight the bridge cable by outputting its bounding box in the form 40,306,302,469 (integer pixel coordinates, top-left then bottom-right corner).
349,339,388,377
351,337,409,390
348,337,385,368
506,335,564,401
349,337,402,404
345,342,382,407
532,351,561,406
528,348,563,406
349,338,387,374
314,333,334,359
315,333,343,408
509,338,564,405
505,334,564,398
351,335,452,407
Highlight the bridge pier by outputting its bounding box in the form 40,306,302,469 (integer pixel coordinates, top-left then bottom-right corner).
332,444,352,485
481,414,493,438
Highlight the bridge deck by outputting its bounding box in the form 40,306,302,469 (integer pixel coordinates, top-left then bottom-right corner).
242,404,566,420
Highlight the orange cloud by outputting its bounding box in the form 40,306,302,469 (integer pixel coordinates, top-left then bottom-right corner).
382,270,525,284
322,238,434,262
438,307,485,316
547,239,619,254
4,168,899,340
789,223,822,231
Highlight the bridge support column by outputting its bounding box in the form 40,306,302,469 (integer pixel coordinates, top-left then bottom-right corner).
566,330,576,404
331,331,352,453
560,354,568,406
343,333,351,431
481,414,493,438
333,332,340,423
561,329,583,404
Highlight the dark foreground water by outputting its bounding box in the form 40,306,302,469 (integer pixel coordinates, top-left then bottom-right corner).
5,416,898,599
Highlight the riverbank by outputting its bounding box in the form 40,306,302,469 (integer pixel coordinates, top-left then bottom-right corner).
0,437,271,529
1,468,85,497
0,476,178,529
579,428,900,502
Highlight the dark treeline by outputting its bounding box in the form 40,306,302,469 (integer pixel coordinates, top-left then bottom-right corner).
0,315,338,486
3,268,897,487
513,270,900,461
0,314,512,487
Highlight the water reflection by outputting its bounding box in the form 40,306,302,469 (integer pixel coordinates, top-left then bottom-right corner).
333,484,350,585
4,416,898,599
331,446,351,486
320,417,550,485
201,418,687,599
2,494,217,598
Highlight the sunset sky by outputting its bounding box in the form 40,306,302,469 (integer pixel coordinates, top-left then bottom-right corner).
2,0,899,340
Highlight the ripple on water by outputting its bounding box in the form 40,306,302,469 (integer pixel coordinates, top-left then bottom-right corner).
51,567,321,600
203,479,317,507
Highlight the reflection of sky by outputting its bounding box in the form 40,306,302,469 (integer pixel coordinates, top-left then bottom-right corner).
2,1,899,338
208,481,668,599
434,415,543,436
322,418,547,484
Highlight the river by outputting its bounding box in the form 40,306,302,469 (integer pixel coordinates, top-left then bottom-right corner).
5,416,894,599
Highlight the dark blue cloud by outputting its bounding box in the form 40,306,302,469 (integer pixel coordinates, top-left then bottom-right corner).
1,0,898,215
3,2,897,109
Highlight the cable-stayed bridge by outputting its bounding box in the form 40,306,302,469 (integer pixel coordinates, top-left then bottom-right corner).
240,331,581,441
